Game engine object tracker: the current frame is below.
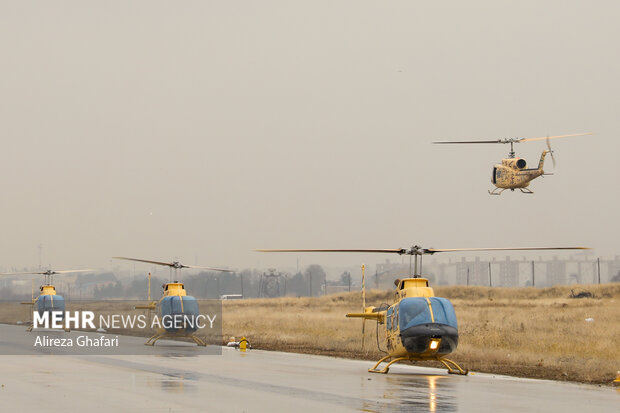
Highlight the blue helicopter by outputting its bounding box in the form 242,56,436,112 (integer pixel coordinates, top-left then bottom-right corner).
0,268,93,331
258,244,588,374
113,257,233,346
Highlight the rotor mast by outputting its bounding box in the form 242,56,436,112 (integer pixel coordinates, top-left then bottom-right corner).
400,246,427,278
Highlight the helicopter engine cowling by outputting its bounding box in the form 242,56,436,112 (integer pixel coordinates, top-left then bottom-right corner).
398,297,459,355
502,158,527,169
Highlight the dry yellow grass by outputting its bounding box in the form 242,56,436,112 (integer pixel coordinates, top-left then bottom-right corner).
1,284,617,384
222,284,620,385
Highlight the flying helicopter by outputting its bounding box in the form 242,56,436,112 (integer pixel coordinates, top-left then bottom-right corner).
113,256,233,346
433,132,592,195
257,244,588,375
0,268,93,332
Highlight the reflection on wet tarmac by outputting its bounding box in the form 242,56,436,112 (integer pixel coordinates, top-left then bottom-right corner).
3,325,618,413
361,373,457,412
153,351,198,358
146,371,199,393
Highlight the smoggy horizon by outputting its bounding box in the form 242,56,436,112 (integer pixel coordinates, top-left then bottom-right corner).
1,2,618,274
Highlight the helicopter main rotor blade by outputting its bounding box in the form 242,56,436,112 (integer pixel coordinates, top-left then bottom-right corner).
183,265,235,273
0,269,94,276
259,247,590,256
425,247,590,254
0,271,47,276
520,132,592,142
432,140,502,144
112,257,175,267
256,249,405,254
113,257,232,272
52,269,95,274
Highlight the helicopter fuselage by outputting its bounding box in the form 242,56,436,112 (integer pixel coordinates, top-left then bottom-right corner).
491,150,548,190
155,282,201,334
350,278,460,360
34,285,66,316
384,278,459,359
348,277,467,374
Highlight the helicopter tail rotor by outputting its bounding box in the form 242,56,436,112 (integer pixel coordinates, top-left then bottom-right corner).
546,136,556,168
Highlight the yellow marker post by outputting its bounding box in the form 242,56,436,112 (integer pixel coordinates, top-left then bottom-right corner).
361,264,366,348
361,264,366,309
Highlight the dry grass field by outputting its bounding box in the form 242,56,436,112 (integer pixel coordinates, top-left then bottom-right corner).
1,284,618,384
222,284,620,385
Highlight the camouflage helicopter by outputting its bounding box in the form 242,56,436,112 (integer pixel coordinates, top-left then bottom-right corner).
0,268,93,331
258,245,588,375
113,256,233,346
433,132,592,195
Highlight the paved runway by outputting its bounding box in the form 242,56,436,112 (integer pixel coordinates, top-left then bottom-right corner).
0,325,617,412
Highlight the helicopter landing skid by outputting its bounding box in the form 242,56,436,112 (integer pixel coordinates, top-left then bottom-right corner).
518,188,534,194
145,333,207,347
488,188,506,195
368,355,468,375
438,358,469,375
368,354,407,374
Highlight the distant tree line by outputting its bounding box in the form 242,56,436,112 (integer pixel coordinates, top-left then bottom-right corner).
90,264,337,299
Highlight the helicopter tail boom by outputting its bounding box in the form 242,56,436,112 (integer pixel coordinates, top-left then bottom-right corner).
537,150,549,171
346,312,385,321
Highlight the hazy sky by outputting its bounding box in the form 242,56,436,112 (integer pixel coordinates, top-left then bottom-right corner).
1,1,618,274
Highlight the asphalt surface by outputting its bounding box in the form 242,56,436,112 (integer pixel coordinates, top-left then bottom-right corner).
0,324,617,412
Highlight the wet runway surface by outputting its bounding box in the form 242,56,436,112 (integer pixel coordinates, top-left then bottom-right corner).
0,325,617,412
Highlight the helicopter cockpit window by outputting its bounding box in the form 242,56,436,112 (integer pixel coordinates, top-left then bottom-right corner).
36,295,65,313
399,297,457,331
159,296,199,316
386,306,393,330
180,297,199,315
429,297,458,328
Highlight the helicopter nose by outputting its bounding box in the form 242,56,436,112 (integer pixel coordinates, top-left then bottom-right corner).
400,323,459,355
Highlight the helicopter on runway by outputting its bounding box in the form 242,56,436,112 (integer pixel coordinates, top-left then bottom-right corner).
433,132,592,195
113,256,233,346
0,268,93,332
258,245,589,375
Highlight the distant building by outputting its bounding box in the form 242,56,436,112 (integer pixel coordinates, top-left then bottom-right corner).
498,256,520,287
545,256,566,286
375,259,410,288
409,254,619,287
607,256,620,283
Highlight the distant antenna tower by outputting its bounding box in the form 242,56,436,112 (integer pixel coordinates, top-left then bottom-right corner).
259,269,286,298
